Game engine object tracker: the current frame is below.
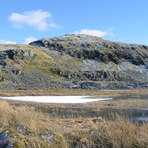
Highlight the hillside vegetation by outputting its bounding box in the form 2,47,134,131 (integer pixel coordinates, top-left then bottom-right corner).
0,34,148,89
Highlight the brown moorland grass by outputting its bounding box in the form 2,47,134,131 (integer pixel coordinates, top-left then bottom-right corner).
0,100,148,148
5,99,148,120
0,88,147,98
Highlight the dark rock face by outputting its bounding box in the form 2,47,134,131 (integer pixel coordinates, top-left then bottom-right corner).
0,49,34,61
30,34,148,66
50,68,132,82
0,34,148,89
0,45,35,84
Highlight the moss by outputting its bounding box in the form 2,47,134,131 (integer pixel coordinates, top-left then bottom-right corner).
17,46,57,76
13,141,25,148
0,72,8,82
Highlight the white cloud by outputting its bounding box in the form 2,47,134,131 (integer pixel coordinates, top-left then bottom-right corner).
0,40,16,44
24,36,37,44
74,29,111,37
8,10,57,30
49,23,58,28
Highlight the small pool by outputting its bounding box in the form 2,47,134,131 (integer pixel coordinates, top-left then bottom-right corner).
0,96,112,104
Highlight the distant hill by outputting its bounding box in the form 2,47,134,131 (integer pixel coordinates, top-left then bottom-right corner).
0,34,147,89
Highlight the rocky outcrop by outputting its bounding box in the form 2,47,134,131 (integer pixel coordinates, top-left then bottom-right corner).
1,49,34,60
29,34,148,89
30,34,148,66
0,45,36,87
50,68,132,82
0,49,34,66
0,34,147,89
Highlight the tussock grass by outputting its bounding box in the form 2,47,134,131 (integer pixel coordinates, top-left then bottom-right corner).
0,100,148,148
106,116,148,148
0,101,68,148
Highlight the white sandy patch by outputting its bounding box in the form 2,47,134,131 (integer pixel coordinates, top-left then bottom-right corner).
0,96,112,104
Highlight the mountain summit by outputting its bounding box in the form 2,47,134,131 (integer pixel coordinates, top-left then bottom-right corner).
0,34,148,89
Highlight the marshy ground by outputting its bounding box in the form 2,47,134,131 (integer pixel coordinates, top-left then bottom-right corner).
0,88,148,148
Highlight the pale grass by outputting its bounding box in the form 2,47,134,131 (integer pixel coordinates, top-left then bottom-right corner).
0,100,148,148
106,116,148,148
0,88,147,97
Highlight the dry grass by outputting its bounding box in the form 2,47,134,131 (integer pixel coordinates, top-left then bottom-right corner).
106,116,148,148
0,100,148,148
0,88,148,147
7,99,148,120
0,101,68,148
0,88,147,97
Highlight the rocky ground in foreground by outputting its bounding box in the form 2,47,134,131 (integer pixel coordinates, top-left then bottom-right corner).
0,34,148,89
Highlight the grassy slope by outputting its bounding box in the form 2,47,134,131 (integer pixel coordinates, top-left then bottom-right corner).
1,43,147,88
0,45,70,85
0,45,84,85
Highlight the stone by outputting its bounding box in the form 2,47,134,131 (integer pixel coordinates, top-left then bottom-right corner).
41,134,54,141
17,126,26,133
0,131,13,148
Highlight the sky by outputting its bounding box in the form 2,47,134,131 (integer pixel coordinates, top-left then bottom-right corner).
0,0,148,45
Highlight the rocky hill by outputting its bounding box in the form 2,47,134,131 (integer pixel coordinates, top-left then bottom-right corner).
0,34,148,89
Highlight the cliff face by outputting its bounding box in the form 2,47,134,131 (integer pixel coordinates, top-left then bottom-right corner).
31,34,147,66
0,34,148,89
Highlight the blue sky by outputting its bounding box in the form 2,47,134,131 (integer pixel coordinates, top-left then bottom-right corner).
0,0,148,45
